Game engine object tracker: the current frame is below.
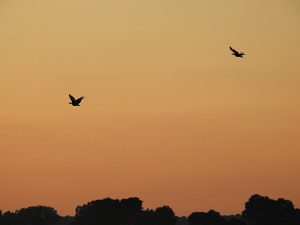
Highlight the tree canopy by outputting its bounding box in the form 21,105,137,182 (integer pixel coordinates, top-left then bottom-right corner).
1,195,299,225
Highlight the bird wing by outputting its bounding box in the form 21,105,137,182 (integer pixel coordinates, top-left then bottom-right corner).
230,46,239,54
76,96,84,104
69,94,76,103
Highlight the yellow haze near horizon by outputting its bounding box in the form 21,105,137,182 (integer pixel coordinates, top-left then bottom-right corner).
0,0,300,216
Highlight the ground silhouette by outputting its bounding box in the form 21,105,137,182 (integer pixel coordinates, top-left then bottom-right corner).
1,194,300,225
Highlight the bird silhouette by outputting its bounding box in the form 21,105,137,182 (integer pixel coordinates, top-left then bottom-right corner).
230,46,245,58
69,94,84,106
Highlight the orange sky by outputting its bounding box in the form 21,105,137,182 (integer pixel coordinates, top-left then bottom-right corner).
0,0,300,216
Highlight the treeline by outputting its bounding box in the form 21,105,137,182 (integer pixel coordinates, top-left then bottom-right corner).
1,194,300,225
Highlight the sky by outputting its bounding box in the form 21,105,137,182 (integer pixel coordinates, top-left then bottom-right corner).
0,0,300,216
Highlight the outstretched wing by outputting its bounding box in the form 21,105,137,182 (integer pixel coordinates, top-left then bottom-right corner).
76,96,84,104
230,46,239,54
69,94,76,103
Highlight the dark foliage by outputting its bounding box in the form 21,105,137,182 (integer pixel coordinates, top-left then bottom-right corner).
75,197,143,225
189,210,227,225
2,211,18,225
242,194,300,225
1,206,59,225
226,217,246,225
1,195,300,225
135,209,155,225
154,206,176,225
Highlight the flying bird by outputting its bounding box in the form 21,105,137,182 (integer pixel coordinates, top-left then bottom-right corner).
230,46,245,58
69,94,84,106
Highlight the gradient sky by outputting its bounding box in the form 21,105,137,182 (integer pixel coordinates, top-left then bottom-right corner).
0,0,300,216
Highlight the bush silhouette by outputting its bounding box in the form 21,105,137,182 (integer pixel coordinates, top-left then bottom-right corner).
75,197,143,225
1,195,300,225
242,194,300,225
189,210,227,225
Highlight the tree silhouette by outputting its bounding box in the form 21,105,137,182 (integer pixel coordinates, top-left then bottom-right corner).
1,195,300,225
188,210,227,225
120,197,143,225
0,211,3,224
225,216,247,225
154,206,176,225
242,194,300,225
136,209,155,225
175,216,189,225
2,211,17,225
16,206,60,225
75,198,121,225
135,206,176,225
75,197,142,225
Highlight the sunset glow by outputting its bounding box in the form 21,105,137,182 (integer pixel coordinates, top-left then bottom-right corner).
0,0,299,216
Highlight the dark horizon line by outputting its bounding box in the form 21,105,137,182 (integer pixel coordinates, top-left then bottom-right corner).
1,193,299,217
